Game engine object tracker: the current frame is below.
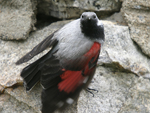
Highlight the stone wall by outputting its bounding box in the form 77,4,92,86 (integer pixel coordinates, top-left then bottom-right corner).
0,0,150,113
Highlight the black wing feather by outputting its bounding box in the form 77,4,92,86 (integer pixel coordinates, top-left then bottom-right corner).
16,32,57,65
18,37,58,91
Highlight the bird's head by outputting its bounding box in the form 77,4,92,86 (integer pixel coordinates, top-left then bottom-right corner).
80,12,98,27
80,12,104,41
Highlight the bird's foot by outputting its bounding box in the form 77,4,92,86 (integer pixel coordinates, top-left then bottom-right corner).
86,88,98,97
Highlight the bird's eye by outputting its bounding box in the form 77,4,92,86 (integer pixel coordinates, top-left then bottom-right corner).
93,15,96,19
82,15,85,18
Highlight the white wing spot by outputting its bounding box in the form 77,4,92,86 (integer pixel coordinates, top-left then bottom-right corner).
57,101,64,108
83,77,89,83
66,98,74,104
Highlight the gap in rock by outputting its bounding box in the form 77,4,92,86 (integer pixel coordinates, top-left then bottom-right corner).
35,13,62,30
101,62,138,76
96,11,115,19
132,39,150,59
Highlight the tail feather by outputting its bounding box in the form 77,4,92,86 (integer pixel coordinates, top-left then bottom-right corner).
21,63,38,78
25,71,41,91
23,66,39,85
21,59,41,91
20,49,56,91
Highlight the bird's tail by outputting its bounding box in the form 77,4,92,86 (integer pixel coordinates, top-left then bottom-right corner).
21,58,42,91
20,49,54,91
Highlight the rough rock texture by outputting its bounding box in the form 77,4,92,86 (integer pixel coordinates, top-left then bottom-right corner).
121,0,150,57
2,85,76,113
1,20,150,112
78,66,150,113
0,93,37,113
99,21,150,78
0,0,37,40
118,77,150,113
37,0,121,19
105,12,127,25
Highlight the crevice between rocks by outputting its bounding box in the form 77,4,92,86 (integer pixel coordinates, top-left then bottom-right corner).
100,60,140,79
35,13,62,30
0,82,23,95
0,85,5,95
132,39,150,59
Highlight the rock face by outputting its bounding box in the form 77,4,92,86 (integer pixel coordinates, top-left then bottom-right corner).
37,0,121,19
121,0,150,57
0,0,37,40
1,0,150,112
100,21,150,78
0,94,37,113
78,66,150,113
1,20,150,113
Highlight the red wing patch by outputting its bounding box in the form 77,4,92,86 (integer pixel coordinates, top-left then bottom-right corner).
84,42,100,60
58,42,101,93
58,70,85,93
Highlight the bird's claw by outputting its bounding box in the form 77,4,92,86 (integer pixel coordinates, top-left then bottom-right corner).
86,88,98,97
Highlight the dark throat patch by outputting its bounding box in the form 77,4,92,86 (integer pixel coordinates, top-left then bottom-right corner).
80,20,104,40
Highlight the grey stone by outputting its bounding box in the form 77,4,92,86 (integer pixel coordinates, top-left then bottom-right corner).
4,85,76,113
37,0,121,19
5,85,42,113
78,66,137,113
100,21,150,79
118,77,150,113
121,0,150,57
105,12,127,26
78,66,150,113
0,93,37,113
0,0,37,40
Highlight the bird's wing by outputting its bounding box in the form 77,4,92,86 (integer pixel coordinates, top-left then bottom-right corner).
16,31,58,65
41,42,101,113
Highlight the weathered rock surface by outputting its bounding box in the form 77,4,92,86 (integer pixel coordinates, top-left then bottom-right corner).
121,0,150,57
0,0,37,40
37,0,121,19
118,77,150,113
3,84,77,113
105,12,127,25
0,93,37,113
78,66,150,113
1,20,150,112
99,21,150,78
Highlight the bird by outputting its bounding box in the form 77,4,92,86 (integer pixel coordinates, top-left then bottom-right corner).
16,12,105,113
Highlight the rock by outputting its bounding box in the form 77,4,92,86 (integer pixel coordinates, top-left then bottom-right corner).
0,93,37,113
0,0,37,40
5,84,76,113
1,20,150,112
78,66,150,113
0,85,4,94
105,12,127,26
100,21,150,79
37,0,121,19
2,67,150,113
121,0,150,57
78,66,136,113
118,77,150,113
5,85,42,113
